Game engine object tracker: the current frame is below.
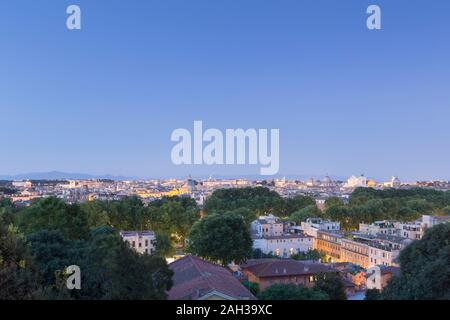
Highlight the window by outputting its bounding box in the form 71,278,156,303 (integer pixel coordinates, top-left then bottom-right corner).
132,241,136,247
139,242,142,248
145,240,148,246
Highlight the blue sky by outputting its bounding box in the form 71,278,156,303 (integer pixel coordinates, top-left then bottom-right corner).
1,0,449,180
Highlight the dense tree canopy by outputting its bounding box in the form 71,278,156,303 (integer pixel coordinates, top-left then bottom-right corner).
314,272,347,300
187,213,253,266
204,187,284,216
382,223,450,300
0,198,175,300
324,188,450,230
204,187,316,218
289,205,322,224
0,223,43,299
18,197,90,240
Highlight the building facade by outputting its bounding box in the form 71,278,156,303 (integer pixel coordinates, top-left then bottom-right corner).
314,230,343,263
253,234,313,258
120,231,156,255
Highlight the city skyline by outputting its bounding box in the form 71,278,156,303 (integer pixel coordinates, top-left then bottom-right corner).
2,0,450,181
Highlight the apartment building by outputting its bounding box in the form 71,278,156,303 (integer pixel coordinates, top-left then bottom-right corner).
359,220,397,236
253,234,313,258
340,238,370,269
301,218,340,238
314,230,343,263
251,214,284,237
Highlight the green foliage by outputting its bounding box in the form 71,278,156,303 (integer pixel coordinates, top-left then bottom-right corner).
442,206,450,215
322,188,450,230
248,248,279,259
282,196,316,217
187,213,252,266
383,223,450,300
0,198,15,226
18,197,90,240
242,281,260,296
290,205,322,224
2,196,175,300
314,272,347,300
204,187,284,216
365,289,382,300
104,196,147,230
204,187,316,218
80,196,200,246
291,249,325,262
258,284,329,300
154,232,175,258
50,227,174,300
0,223,43,299
325,197,344,210
27,230,86,288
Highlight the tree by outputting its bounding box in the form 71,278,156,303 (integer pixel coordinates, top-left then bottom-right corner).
147,196,200,245
258,284,329,300
0,223,43,299
441,206,450,215
27,230,86,288
80,200,111,229
249,248,278,259
154,232,175,258
204,187,284,216
75,227,173,300
106,196,147,231
365,289,382,300
383,223,450,300
187,213,252,266
290,205,321,224
314,272,347,300
18,197,90,240
242,281,260,296
325,197,344,210
0,198,15,226
291,249,324,262
283,196,316,216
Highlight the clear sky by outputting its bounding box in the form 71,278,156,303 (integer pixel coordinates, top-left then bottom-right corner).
1,0,449,180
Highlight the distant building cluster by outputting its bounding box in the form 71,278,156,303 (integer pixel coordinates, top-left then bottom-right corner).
2,175,450,207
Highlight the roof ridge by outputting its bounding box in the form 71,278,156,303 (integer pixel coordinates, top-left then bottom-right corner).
259,259,279,275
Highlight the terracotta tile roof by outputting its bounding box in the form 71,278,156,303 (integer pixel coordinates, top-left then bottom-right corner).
168,255,256,300
241,259,335,278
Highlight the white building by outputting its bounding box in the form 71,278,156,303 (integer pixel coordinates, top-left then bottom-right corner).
251,214,284,237
120,231,156,255
359,221,397,236
12,180,32,188
301,218,340,238
344,175,368,188
383,176,401,188
421,214,450,232
396,221,422,240
368,244,400,268
252,234,313,258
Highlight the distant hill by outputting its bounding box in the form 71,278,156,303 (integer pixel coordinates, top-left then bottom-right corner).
0,171,136,181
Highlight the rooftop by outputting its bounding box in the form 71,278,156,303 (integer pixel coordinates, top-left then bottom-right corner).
241,259,335,278
168,255,256,300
